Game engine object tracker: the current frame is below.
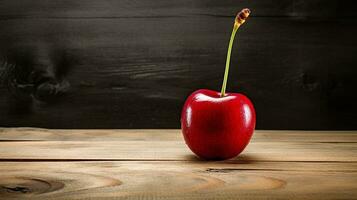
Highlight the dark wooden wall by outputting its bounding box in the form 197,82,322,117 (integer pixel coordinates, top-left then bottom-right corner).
0,0,356,129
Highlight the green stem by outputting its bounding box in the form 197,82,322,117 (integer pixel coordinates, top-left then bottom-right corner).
220,27,239,97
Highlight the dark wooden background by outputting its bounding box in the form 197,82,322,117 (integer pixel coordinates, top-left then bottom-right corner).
0,0,356,130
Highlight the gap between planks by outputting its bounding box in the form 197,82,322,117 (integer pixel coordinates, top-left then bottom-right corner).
1,128,357,142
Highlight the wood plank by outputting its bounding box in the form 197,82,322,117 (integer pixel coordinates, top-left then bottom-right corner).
0,129,356,199
0,0,294,18
0,15,356,129
0,129,356,161
1,128,357,142
0,0,356,19
0,140,357,162
0,161,356,199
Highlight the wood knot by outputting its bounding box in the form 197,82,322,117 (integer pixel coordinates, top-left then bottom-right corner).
2,186,31,194
0,177,64,197
301,72,319,91
0,47,74,103
0,171,123,198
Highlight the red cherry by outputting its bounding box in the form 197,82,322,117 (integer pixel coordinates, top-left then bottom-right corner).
181,8,254,160
181,89,255,160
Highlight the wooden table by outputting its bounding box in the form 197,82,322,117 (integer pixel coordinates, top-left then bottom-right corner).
0,129,357,199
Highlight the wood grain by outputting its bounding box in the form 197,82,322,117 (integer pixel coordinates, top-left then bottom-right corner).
0,129,357,162
2,140,357,162
0,161,357,200
0,129,357,199
0,0,356,129
0,0,356,18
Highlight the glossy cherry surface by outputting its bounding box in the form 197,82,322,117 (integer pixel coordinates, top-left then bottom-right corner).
181,89,256,160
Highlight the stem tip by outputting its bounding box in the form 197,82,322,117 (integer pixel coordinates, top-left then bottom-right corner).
235,8,251,28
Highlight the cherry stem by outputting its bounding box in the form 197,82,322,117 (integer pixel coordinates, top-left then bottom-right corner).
220,8,250,97
220,25,240,97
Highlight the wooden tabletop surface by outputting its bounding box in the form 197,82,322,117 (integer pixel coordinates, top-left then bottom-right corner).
0,128,356,199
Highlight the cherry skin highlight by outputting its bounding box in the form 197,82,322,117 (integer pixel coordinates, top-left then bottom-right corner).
181,89,255,160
